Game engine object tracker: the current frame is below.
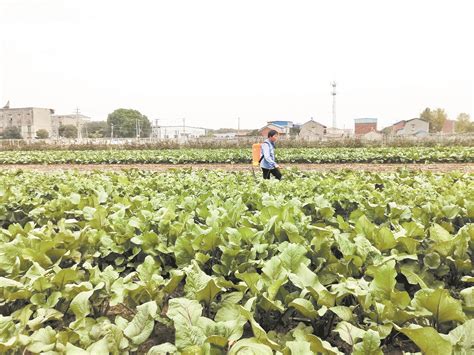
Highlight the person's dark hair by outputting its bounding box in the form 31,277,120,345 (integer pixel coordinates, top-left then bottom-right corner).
268,129,279,138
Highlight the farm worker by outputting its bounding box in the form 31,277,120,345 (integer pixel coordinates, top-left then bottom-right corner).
260,129,282,180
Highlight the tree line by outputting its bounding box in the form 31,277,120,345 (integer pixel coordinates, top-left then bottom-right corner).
420,108,472,133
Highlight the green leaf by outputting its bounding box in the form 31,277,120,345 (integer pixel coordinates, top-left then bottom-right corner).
279,243,310,273
167,298,207,349
288,298,319,319
333,321,366,346
353,329,382,355
147,342,178,354
423,252,441,269
69,193,81,205
52,268,81,287
70,290,94,319
163,269,185,294
124,301,157,345
413,288,466,324
65,342,89,355
460,287,474,313
369,260,396,299
238,304,280,350
229,338,273,355
399,326,452,355
87,338,110,353
448,319,474,352
330,306,353,321
429,224,452,242
400,264,428,289
374,227,396,251
65,338,110,354
0,277,24,288
26,326,56,353
289,264,335,307
301,334,342,355
184,261,223,305
285,340,312,354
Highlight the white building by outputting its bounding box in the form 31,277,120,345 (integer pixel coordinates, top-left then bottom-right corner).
213,132,237,139
0,105,54,139
153,125,207,139
52,113,91,138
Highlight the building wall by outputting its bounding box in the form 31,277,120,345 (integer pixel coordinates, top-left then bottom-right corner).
355,123,377,136
32,108,53,138
260,125,285,138
0,107,53,139
156,126,206,139
442,119,455,134
361,131,383,142
391,121,406,134
397,119,429,135
299,121,326,140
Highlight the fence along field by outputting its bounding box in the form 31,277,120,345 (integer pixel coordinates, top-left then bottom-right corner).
0,169,472,354
0,146,473,165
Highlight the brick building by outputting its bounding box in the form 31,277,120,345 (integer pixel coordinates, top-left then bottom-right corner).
442,119,455,134
354,118,378,136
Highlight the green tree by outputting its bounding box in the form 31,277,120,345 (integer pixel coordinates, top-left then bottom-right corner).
59,124,78,138
36,129,49,139
420,107,447,133
420,107,432,122
455,113,473,133
106,109,151,138
2,126,22,139
86,121,108,138
430,108,448,133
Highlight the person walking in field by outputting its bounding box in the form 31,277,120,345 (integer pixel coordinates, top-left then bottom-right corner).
260,129,282,180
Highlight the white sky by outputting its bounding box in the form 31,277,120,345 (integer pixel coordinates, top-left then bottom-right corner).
1,0,472,130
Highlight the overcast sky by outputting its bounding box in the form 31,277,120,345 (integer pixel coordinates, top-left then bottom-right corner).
1,0,472,130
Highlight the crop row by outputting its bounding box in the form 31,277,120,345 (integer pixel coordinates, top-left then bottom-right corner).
0,170,473,354
0,146,473,164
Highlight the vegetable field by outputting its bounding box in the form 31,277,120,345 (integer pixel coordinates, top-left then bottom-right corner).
0,146,473,164
0,170,473,354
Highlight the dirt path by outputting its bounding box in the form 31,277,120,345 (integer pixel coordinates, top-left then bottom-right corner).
0,163,472,173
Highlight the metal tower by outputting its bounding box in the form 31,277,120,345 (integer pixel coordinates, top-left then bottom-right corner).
331,81,337,128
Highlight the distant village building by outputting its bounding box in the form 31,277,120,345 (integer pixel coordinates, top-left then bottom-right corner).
354,118,378,136
52,114,91,138
259,123,287,138
386,118,429,136
153,125,207,139
268,120,294,129
325,127,353,139
298,119,326,140
442,119,455,134
361,130,383,142
0,105,54,139
213,132,237,139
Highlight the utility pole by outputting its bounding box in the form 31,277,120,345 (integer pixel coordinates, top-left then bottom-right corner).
183,117,186,141
110,123,114,140
154,119,159,139
75,107,82,140
331,81,337,128
238,117,240,135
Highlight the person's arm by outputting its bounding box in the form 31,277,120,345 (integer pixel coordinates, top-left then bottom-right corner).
262,142,277,168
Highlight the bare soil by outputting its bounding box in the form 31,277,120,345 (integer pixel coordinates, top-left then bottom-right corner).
0,163,472,173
